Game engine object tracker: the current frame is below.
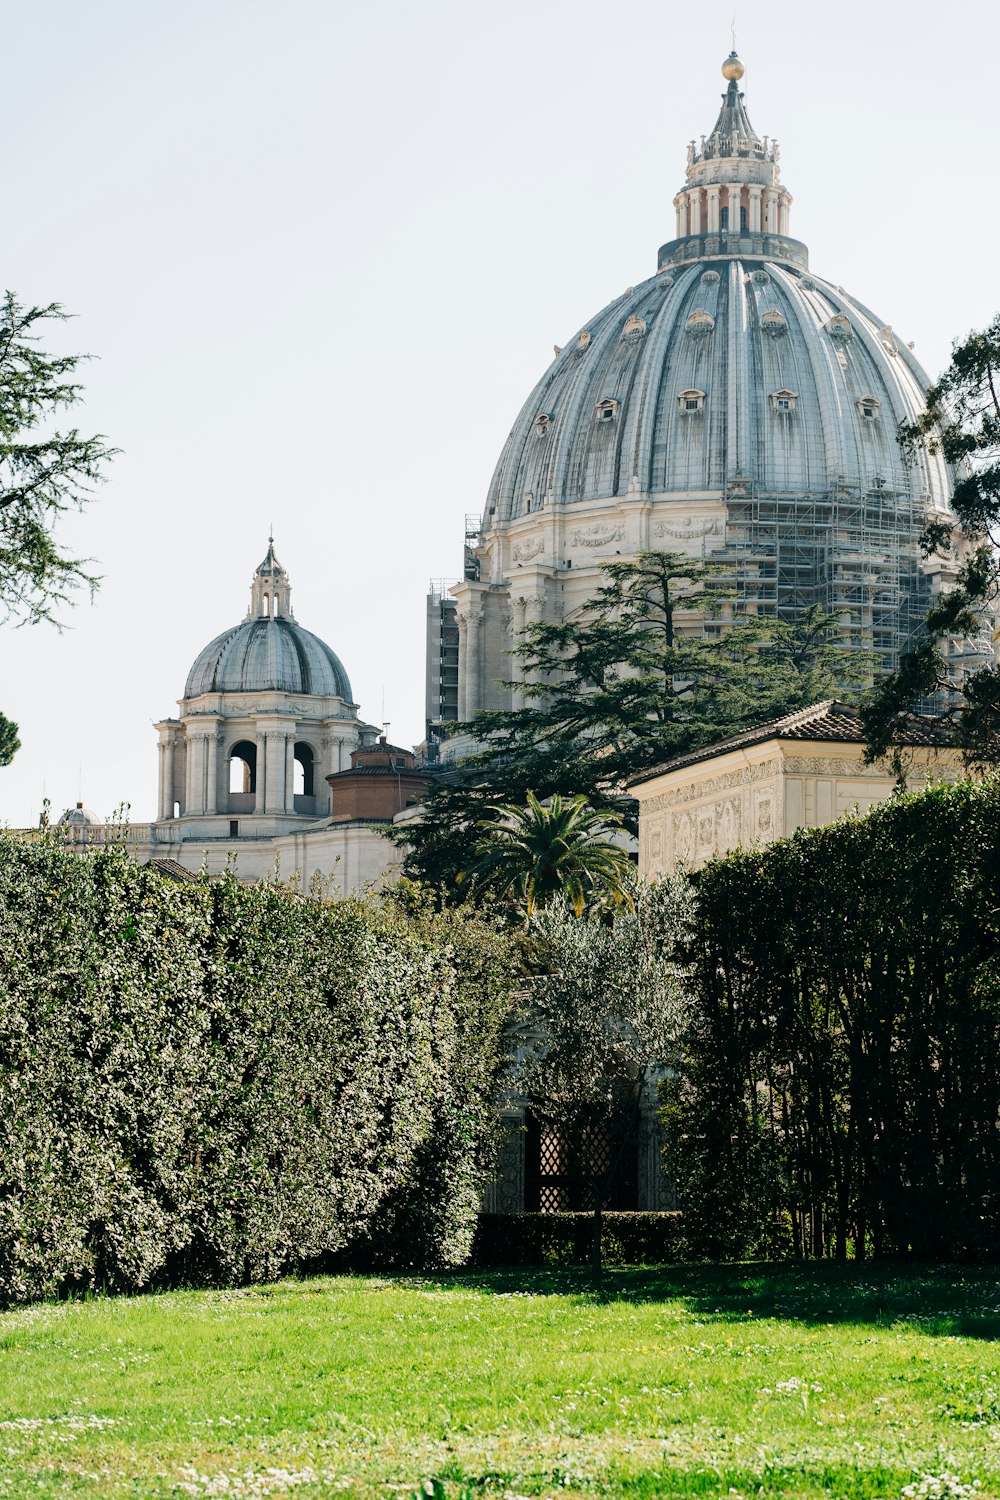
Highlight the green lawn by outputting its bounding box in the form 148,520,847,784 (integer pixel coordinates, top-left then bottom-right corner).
2,1264,1000,1499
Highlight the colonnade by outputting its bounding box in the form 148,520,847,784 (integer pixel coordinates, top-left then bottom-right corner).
157,719,357,819
673,183,791,239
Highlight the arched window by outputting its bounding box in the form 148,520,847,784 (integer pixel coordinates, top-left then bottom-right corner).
228,741,257,794
857,395,881,422
294,742,315,798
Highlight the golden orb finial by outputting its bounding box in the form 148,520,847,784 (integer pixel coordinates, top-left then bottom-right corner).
722,51,745,82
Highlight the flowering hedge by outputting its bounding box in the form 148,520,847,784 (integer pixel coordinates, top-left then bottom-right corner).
0,837,515,1304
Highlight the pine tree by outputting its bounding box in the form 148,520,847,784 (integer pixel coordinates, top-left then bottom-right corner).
400,552,868,895
0,292,116,765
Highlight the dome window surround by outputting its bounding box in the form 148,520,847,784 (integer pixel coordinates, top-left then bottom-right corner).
770,388,799,415
595,398,620,424
857,395,882,422
574,330,592,358
761,309,788,338
534,412,553,437
826,313,854,342
686,308,716,338
700,270,720,285
752,269,771,285
621,315,647,343
678,388,707,416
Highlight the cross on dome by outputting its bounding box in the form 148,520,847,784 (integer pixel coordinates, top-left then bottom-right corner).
248,534,293,619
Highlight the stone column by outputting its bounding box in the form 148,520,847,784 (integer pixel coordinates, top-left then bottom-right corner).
727,183,742,232
778,193,790,235
456,609,469,721
255,730,268,814
673,194,687,238
157,738,173,820
688,189,702,234
764,189,776,233
706,185,720,233
457,603,485,720
747,185,762,233
510,595,528,711
522,590,547,697
205,728,219,815
185,732,206,816
264,730,283,814
285,735,295,812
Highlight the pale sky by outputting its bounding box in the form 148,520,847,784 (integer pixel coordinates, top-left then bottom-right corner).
2,0,998,826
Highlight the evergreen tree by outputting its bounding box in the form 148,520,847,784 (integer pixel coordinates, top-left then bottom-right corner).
0,292,117,765
400,551,869,895
0,714,19,768
862,313,1000,765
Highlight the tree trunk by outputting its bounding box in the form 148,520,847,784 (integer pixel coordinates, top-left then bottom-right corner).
592,1194,603,1274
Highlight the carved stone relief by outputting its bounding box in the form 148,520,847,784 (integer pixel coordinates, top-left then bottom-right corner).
641,758,783,814
653,518,721,541
571,523,625,548
512,536,544,563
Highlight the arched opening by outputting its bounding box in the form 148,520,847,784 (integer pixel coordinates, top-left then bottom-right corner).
293,742,316,813
228,741,257,812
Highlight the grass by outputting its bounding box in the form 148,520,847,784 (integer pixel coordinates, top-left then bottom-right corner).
2,1263,1000,1498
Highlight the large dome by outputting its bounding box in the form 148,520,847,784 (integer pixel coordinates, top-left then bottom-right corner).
438,52,968,727
184,616,351,699
485,260,949,522
184,540,352,701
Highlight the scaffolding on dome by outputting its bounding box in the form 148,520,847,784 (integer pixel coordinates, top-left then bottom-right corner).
718,479,928,673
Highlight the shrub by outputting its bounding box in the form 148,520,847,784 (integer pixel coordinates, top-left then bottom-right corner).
0,837,516,1304
471,1211,688,1267
669,775,1000,1262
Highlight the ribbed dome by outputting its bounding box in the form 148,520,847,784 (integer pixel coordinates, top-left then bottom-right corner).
485,260,951,523
184,616,352,699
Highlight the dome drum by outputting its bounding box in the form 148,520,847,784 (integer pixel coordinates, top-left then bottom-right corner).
658,230,809,272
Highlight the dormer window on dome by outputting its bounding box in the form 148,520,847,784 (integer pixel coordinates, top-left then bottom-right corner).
826,314,853,342
761,309,787,339
621,316,647,343
686,309,716,338
595,398,619,423
678,388,706,416
534,413,552,437
770,389,798,414
857,395,881,422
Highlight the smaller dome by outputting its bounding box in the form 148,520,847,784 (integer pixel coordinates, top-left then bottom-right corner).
59,802,101,827
722,51,745,81
184,542,353,700
185,617,351,699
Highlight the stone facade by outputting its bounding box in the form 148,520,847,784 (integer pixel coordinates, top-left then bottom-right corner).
630,702,965,880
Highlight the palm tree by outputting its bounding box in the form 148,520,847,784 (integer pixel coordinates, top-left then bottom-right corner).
458,791,634,918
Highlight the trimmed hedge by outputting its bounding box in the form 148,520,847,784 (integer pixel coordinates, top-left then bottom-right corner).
472,1212,688,1267
669,774,1000,1262
0,836,516,1304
